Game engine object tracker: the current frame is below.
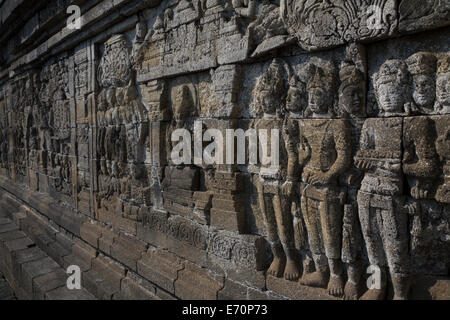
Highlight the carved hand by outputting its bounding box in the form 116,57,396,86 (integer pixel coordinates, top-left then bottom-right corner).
281,180,295,197
298,141,311,166
308,171,330,186
411,186,429,200
402,201,419,216
355,159,372,171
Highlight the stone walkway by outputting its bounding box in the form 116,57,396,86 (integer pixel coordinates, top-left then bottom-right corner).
0,209,95,300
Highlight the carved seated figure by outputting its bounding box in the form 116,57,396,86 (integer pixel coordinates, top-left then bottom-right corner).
121,162,151,209
356,59,412,300
247,1,287,45
253,59,300,281
298,64,351,297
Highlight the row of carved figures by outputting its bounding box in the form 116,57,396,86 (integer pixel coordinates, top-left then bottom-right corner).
249,53,449,300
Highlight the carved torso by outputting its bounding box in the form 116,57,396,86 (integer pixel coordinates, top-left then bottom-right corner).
358,117,404,196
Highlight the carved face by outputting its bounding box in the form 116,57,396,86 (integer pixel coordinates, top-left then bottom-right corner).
436,73,450,107
286,86,305,114
308,87,329,115
259,89,278,115
339,84,363,116
377,82,406,114
412,74,435,109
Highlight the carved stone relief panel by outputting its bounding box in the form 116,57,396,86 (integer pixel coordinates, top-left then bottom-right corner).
281,0,397,51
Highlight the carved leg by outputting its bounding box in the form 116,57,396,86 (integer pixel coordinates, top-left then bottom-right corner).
358,192,388,300
392,273,410,300
257,181,285,277
342,203,363,300
344,262,362,300
320,199,344,297
273,193,300,281
300,195,329,288
381,201,410,300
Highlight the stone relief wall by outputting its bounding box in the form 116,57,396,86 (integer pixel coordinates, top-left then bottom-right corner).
0,0,448,300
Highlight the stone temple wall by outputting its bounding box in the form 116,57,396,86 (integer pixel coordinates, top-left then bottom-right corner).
0,0,448,300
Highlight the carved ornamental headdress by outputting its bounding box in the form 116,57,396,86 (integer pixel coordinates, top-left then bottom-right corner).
374,59,409,87
307,63,336,91
339,62,364,89
406,52,437,76
257,59,285,97
437,55,450,75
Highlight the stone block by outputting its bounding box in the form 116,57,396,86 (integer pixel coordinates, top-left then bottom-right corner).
137,247,184,294
110,234,146,272
33,268,67,300
45,286,96,300
21,257,61,295
174,262,224,300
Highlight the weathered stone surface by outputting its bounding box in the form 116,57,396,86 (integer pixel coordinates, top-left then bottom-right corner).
45,286,96,300
21,257,60,294
137,247,184,294
32,269,67,300
0,271,16,300
267,275,340,300
174,261,224,300
110,234,146,272
114,272,158,300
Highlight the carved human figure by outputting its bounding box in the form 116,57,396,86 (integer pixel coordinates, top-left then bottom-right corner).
298,64,351,297
132,21,147,66
338,51,367,300
124,84,148,164
435,55,450,114
122,162,151,207
406,52,437,114
356,59,411,300
253,59,300,281
104,88,118,164
97,90,107,159
97,159,109,209
167,84,195,163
